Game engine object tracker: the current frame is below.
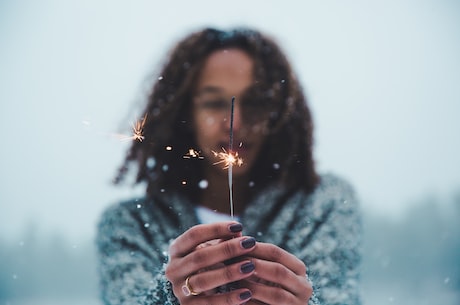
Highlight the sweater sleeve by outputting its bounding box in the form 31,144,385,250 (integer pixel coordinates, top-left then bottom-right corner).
96,203,179,305
288,175,362,305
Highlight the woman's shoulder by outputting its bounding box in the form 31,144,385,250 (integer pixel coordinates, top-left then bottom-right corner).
305,172,359,214
315,172,356,195
97,192,198,234
98,197,149,228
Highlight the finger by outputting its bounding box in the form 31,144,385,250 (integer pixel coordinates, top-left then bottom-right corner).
180,288,252,305
169,222,243,257
184,260,255,294
175,236,256,275
250,258,310,299
242,279,308,305
248,242,307,275
244,301,267,305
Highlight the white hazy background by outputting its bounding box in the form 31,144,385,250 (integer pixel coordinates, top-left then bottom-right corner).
1,1,459,304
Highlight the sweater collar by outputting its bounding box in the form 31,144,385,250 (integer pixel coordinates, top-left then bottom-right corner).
153,184,291,239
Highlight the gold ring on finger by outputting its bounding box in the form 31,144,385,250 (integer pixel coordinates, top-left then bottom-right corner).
182,275,200,296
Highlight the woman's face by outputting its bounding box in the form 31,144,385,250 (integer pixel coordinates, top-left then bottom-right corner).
192,48,267,178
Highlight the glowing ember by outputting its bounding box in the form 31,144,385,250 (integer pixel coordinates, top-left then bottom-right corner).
131,114,147,142
116,114,147,142
212,148,243,169
183,148,204,159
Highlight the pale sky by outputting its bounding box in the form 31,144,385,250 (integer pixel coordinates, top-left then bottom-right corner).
1,0,459,243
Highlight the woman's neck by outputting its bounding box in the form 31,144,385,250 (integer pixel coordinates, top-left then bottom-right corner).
198,167,250,216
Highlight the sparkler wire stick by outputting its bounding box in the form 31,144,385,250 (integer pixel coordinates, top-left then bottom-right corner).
228,96,235,219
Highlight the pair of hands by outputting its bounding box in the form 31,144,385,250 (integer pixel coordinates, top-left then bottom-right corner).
165,221,312,305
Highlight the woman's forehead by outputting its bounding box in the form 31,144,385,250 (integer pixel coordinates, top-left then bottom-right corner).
194,49,254,96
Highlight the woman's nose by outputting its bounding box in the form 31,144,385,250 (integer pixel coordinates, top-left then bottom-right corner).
224,103,242,132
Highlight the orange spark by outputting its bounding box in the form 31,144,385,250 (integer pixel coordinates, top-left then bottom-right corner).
114,114,147,142
131,114,147,142
212,148,243,169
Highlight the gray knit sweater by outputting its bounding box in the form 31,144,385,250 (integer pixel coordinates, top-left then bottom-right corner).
96,173,362,305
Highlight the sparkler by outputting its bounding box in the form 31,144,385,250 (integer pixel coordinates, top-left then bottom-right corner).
212,148,243,169
211,97,242,219
228,96,235,219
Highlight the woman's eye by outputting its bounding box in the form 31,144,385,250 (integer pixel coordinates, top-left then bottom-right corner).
201,100,228,110
243,98,265,109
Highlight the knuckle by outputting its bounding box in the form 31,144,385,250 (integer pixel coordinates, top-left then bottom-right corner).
269,246,283,261
212,223,223,236
164,264,172,280
295,278,312,303
270,289,285,304
299,261,307,275
223,266,234,281
191,250,206,266
223,241,236,257
273,263,289,279
192,274,207,292
225,294,234,305
300,290,312,302
292,257,307,275
187,226,201,241
164,262,178,282
297,287,309,301
304,279,313,298
167,241,178,257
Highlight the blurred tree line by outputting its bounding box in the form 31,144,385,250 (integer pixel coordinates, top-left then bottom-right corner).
361,190,460,304
0,223,99,301
1,190,459,304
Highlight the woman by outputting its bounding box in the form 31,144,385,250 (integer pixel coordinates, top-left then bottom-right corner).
97,28,362,305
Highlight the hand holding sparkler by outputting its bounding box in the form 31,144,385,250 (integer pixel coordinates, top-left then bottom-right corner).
165,221,256,303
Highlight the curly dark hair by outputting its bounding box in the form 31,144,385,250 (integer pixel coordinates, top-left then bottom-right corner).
115,27,319,204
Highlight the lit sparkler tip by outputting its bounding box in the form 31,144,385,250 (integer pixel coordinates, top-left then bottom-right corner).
211,148,243,169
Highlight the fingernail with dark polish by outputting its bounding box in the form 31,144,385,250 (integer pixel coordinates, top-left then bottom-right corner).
229,223,243,233
241,237,256,249
239,291,252,300
240,261,255,274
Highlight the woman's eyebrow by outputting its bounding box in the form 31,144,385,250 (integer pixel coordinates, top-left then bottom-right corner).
195,86,223,96
195,86,254,98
